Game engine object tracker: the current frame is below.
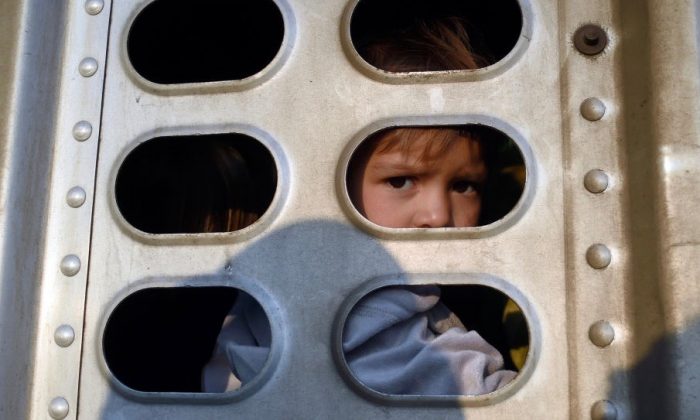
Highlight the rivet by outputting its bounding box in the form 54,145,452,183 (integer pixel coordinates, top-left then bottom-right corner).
574,24,608,56
584,31,599,46
79,57,98,77
580,98,606,121
589,320,615,347
66,187,87,208
584,169,610,193
85,0,104,15
48,397,69,419
591,400,618,420
60,255,81,277
586,244,612,269
54,325,75,348
72,121,92,141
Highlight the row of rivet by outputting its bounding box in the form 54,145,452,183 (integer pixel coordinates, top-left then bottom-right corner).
49,1,104,419
575,24,619,420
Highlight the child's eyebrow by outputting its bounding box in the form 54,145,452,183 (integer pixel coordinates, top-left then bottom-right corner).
369,161,426,172
366,157,436,177
369,160,487,181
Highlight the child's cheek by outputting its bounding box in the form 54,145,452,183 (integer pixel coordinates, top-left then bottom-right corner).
362,187,408,228
453,195,482,228
361,184,388,225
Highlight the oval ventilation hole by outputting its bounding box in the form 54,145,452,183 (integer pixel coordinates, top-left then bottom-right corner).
116,133,277,234
350,0,523,72
346,124,526,229
104,287,252,392
342,284,530,397
127,0,285,84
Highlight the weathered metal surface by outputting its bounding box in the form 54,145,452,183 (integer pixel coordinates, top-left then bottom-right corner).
80,0,560,417
0,0,111,419
0,1,69,419
0,0,699,419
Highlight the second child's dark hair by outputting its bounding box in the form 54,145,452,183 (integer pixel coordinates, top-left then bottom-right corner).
116,136,274,234
359,17,492,72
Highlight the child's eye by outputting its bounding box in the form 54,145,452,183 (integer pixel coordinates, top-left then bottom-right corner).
452,179,478,194
387,176,414,190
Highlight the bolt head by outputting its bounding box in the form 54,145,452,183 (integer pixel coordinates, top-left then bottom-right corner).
72,121,92,141
583,30,600,45
586,244,612,269
584,169,610,193
54,325,75,348
79,57,98,77
66,187,87,208
581,97,607,121
591,400,618,420
85,0,104,15
589,320,615,348
48,397,69,419
60,255,81,277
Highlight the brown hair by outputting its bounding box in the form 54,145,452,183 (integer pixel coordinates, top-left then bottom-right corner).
360,16,491,72
348,127,484,185
371,126,483,160
351,16,493,166
349,18,495,217
347,126,489,208
191,142,261,233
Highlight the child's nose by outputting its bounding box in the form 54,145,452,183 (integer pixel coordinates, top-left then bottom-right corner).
412,190,452,228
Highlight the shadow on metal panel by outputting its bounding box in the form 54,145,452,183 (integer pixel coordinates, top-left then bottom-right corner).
97,220,477,419
607,318,700,420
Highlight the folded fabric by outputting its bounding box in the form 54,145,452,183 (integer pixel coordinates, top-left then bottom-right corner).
202,286,516,395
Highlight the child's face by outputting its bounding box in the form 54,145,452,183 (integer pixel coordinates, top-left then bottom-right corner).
354,136,486,228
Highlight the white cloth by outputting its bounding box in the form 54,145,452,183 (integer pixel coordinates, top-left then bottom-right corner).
202,287,516,395
201,292,271,392
343,285,516,395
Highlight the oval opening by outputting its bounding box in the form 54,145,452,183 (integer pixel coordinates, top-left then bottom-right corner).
350,0,523,72
116,133,277,234
346,124,525,229
104,287,263,393
342,284,530,397
127,0,285,84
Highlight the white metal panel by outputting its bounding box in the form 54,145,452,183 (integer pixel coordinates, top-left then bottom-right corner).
79,0,569,418
1,0,699,419
0,1,111,419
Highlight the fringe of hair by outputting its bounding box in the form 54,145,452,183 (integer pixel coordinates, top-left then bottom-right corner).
362,17,492,72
